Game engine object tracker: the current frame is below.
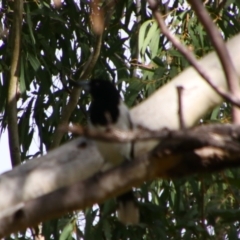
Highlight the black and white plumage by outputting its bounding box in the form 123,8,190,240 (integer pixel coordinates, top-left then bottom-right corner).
84,79,139,225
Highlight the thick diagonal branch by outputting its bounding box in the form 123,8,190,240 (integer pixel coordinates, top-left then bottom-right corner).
188,0,240,123
1,124,240,237
148,0,240,108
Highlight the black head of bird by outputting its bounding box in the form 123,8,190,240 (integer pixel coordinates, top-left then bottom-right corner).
88,79,120,104
78,79,121,125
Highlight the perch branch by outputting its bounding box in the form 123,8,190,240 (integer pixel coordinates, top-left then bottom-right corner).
1,124,240,236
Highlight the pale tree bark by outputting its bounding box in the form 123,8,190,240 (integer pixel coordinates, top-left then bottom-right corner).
0,33,240,237
132,33,240,155
1,124,240,237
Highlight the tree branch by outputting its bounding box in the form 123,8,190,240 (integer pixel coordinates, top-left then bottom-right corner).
67,124,240,152
147,0,240,108
7,0,23,166
1,124,240,236
131,33,240,156
188,0,240,123
176,86,185,129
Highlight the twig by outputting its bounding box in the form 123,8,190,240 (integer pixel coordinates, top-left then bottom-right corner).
188,0,240,124
176,86,185,129
147,0,240,108
7,0,23,166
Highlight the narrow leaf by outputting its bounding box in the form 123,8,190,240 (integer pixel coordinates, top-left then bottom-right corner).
26,4,36,45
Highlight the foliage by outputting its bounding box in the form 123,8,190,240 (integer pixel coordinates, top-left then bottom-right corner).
1,0,240,239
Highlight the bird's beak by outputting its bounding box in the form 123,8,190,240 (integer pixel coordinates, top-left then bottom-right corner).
69,79,90,92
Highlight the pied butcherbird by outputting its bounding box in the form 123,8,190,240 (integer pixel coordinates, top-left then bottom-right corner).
75,79,139,225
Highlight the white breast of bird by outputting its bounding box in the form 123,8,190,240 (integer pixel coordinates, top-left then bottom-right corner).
89,101,133,171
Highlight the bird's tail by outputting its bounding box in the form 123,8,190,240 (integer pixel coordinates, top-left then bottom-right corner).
116,190,139,225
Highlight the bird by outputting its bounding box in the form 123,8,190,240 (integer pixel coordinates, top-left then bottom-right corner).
75,78,139,225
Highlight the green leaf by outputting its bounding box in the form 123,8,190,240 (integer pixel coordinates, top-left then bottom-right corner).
27,53,41,71
124,78,144,106
103,220,112,240
60,219,75,240
149,27,161,58
139,20,153,55
142,21,159,55
210,105,220,120
26,3,36,45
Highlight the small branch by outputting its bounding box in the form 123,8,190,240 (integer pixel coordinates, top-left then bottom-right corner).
147,0,240,108
176,86,185,129
80,34,103,80
65,124,170,142
7,0,23,166
66,123,240,150
188,0,240,124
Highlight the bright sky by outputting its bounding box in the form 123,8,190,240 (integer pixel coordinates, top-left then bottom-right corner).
0,131,12,174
